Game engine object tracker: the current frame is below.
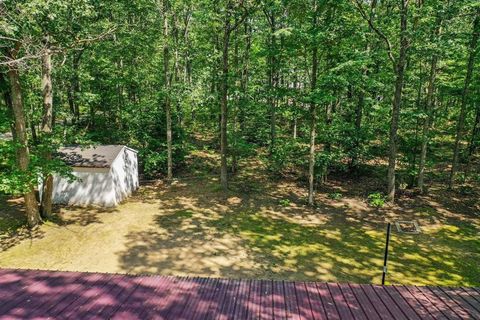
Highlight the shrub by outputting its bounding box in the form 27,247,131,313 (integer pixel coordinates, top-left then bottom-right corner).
328,192,342,200
368,192,386,208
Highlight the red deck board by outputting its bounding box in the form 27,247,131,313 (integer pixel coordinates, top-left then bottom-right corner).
0,268,476,319
370,285,409,320
394,285,434,320
461,287,480,304
260,280,274,320
216,278,241,320
284,281,301,319
439,287,480,318
163,276,197,319
404,285,447,320
94,276,143,318
348,283,381,320
178,278,210,319
305,282,328,320
206,278,230,320
316,282,341,320
337,283,368,320
192,278,221,320
232,278,251,319
448,287,480,313
272,280,287,319
359,284,393,319
294,282,316,320
426,286,472,319
414,286,463,320
0,270,71,316
327,283,354,319
6,271,84,319
246,279,262,320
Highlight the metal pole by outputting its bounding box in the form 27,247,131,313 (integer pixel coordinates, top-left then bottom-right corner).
381,222,391,285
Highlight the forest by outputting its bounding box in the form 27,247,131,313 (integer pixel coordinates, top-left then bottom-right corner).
1,0,480,229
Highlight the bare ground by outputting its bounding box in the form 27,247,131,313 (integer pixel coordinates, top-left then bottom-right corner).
0,149,479,286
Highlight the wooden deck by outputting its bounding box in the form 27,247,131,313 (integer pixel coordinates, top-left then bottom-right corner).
0,268,479,319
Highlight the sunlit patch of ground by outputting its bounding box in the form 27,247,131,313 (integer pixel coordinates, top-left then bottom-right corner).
0,154,479,286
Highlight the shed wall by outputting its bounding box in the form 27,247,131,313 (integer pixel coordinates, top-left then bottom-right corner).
51,169,117,207
111,148,139,204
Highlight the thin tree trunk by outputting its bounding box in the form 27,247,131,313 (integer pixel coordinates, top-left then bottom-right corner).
308,0,319,206
418,47,439,192
163,0,173,180
40,41,54,218
465,103,480,177
68,50,83,124
7,56,41,227
449,8,480,188
267,13,277,156
350,90,364,171
239,19,251,133
387,0,409,202
220,7,231,191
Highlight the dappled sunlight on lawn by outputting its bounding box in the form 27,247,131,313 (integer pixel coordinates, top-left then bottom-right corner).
0,157,479,286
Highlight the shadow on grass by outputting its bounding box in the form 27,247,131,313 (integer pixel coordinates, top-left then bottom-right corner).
117,176,480,285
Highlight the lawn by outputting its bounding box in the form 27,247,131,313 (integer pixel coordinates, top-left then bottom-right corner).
0,150,479,286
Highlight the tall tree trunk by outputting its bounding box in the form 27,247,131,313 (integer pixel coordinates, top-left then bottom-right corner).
418,29,440,193
7,57,41,227
220,7,231,191
308,0,319,206
350,90,364,171
266,11,277,156
449,8,480,189
239,18,251,133
163,0,173,180
387,0,409,202
68,50,83,124
40,41,54,218
465,103,480,177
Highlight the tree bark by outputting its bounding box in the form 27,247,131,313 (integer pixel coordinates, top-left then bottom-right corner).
68,50,83,124
350,90,364,171
220,5,232,191
418,42,439,193
465,103,480,177
449,8,480,189
308,0,319,206
8,56,41,227
40,41,54,218
266,10,277,156
387,0,409,202
163,0,173,180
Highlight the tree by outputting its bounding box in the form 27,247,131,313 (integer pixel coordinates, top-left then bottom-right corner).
40,36,54,218
6,49,42,227
307,0,319,206
449,7,480,189
354,0,411,202
161,0,173,180
219,0,252,191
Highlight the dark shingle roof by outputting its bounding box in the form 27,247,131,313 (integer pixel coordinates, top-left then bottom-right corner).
1,268,479,319
57,145,125,168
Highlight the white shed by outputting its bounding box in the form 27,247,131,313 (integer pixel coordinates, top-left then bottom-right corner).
51,145,139,207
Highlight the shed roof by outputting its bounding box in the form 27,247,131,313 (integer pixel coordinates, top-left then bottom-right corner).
57,145,126,168
1,268,479,319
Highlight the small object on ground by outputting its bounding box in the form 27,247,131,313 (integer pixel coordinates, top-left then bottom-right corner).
395,220,421,234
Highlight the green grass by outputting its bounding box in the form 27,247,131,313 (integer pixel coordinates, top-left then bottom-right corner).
202,210,479,286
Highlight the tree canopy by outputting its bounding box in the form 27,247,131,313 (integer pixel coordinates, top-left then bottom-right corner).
1,0,480,226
